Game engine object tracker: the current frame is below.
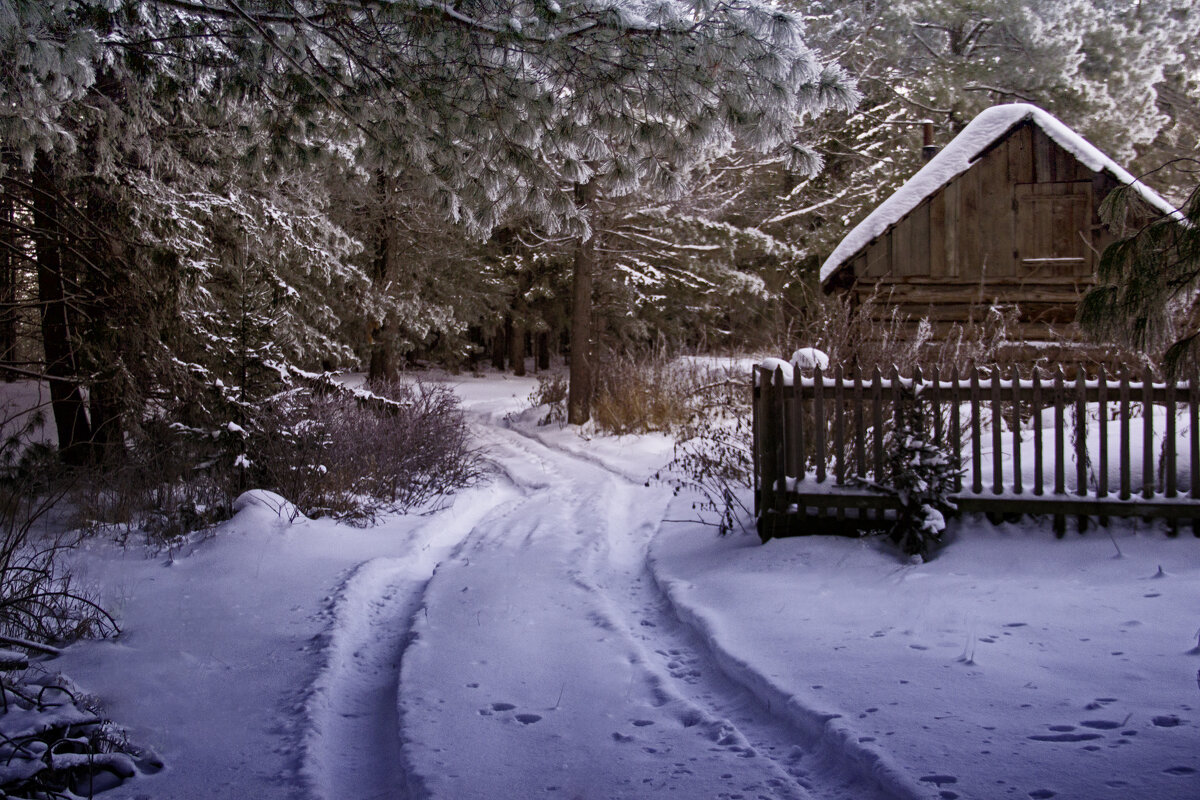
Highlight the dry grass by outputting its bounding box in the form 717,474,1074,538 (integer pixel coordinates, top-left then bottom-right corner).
591,355,695,435
787,291,1151,379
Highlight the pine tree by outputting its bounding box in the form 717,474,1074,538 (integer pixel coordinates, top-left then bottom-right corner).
1080,166,1200,374
885,378,959,560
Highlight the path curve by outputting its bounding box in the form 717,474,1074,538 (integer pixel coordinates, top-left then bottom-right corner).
308,412,905,800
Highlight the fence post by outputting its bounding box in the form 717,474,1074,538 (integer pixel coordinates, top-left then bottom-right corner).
1076,365,1088,498
834,364,846,488
853,365,866,483
1192,371,1199,536
1054,367,1066,496
1011,365,1022,495
1120,372,1131,501
872,366,885,521
951,365,962,493
1032,370,1043,496
1191,371,1200,501
813,364,826,484
971,364,982,494
1143,367,1155,500
1097,365,1108,499
773,365,788,510
759,368,776,528
1053,367,1066,535
788,369,802,486
1166,375,1177,499
991,365,1003,495
931,365,943,448
796,367,807,480
754,367,768,522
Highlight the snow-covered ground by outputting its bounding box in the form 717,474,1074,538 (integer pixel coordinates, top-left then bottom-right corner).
42,369,1200,799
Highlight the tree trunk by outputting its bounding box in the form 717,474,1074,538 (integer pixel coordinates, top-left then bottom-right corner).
31,153,92,463
537,331,550,371
0,182,16,379
82,186,127,462
88,378,123,462
567,181,596,425
367,173,396,384
491,321,508,371
510,321,526,376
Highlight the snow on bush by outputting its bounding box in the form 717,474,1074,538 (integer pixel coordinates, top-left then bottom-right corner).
0,670,154,799
252,379,485,523
879,379,960,560
789,347,829,371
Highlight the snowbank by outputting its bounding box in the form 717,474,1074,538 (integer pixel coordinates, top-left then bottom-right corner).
650,512,1200,799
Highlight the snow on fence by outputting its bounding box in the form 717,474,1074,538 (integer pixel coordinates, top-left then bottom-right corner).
752,362,1200,541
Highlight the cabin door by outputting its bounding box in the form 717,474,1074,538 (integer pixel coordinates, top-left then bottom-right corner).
1014,181,1094,280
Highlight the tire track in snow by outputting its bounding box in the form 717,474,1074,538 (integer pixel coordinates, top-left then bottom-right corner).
573,468,907,800
302,479,526,800
398,420,909,800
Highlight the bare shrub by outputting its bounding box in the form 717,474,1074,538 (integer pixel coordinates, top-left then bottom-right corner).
529,373,568,426
669,388,754,536
76,376,484,535
74,422,231,543
792,290,1024,375
0,416,141,798
0,423,117,650
252,380,485,523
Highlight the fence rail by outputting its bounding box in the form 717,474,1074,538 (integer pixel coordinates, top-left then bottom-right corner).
752,363,1200,541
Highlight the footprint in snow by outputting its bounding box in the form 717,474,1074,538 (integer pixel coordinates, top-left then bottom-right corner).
1027,732,1103,742
919,775,957,787
491,702,516,711
515,713,542,725
1084,697,1119,710
1152,715,1184,727
1080,720,1123,730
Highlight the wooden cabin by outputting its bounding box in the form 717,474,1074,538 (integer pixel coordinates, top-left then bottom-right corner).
820,104,1178,342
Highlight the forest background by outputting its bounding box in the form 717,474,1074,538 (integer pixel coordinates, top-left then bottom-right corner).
0,0,1197,525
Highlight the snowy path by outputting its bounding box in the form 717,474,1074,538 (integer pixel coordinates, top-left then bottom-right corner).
310,411,897,800
303,482,525,800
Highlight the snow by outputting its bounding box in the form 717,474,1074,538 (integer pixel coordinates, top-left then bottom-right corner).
650,521,1200,800
791,347,830,371
19,367,1196,799
819,103,1182,284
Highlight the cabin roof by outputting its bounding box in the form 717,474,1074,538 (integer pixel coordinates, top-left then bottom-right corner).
818,103,1179,285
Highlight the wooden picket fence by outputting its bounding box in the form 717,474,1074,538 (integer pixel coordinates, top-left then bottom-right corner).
752,363,1200,540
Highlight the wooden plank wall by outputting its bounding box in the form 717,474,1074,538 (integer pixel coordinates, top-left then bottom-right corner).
842,121,1126,341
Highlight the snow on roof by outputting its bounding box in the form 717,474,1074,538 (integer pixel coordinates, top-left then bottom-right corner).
819,103,1181,285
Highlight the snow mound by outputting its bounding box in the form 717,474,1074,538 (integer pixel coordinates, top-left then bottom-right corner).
791,347,829,371
232,489,307,523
